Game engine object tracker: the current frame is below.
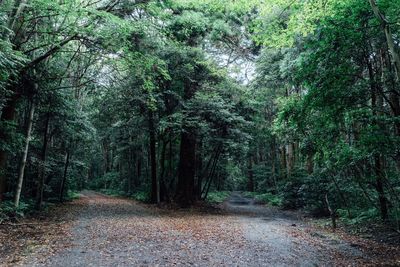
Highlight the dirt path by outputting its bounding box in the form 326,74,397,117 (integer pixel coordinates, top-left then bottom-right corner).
7,191,399,266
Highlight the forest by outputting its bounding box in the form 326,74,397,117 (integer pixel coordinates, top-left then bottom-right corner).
1,0,400,265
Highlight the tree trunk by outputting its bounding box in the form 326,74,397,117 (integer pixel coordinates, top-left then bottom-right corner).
36,112,50,210
280,145,287,179
270,140,278,190
369,0,400,81
247,156,254,192
175,80,197,206
287,143,295,177
0,95,19,202
59,149,70,202
175,130,196,206
159,138,169,202
325,194,337,229
375,154,389,220
195,139,203,200
306,153,314,175
202,146,222,200
368,54,389,220
148,110,158,204
14,100,35,208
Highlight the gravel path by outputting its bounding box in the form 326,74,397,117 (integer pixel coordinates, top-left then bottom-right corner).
13,191,398,266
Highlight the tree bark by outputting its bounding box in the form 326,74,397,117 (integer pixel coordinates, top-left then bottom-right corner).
148,110,158,204
369,0,400,81
59,149,70,202
306,153,314,175
375,154,389,220
14,100,35,208
287,143,295,177
280,145,287,179
175,79,197,206
35,112,50,210
194,139,203,200
175,130,196,206
0,95,18,202
159,138,169,202
247,156,254,192
367,54,389,220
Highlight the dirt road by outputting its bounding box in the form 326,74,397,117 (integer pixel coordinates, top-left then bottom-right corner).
7,191,398,266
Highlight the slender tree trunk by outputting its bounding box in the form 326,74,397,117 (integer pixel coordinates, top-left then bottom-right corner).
159,138,169,202
369,0,400,81
247,156,254,192
306,153,314,175
202,146,222,200
137,155,142,184
8,0,29,34
195,139,203,200
148,110,158,204
375,154,388,220
270,140,278,190
14,100,35,208
59,149,70,202
169,131,173,178
280,145,287,179
287,143,295,177
368,54,389,220
0,95,18,201
325,194,337,229
36,112,50,210
381,48,400,169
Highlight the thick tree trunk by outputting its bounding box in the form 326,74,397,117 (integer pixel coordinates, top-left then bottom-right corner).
175,80,197,206
14,100,35,208
175,130,196,206
148,110,158,204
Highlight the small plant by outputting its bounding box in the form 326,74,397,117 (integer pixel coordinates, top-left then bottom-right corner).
254,193,283,207
131,191,149,202
0,200,34,222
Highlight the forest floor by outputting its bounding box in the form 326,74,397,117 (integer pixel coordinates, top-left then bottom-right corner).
1,191,399,267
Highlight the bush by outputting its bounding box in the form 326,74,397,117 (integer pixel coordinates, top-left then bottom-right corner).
131,191,149,202
0,200,34,222
254,193,283,206
206,191,230,204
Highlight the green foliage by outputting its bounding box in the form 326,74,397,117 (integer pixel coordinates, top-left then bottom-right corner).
254,193,283,207
131,191,150,203
0,0,398,233
206,191,230,204
0,200,34,222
